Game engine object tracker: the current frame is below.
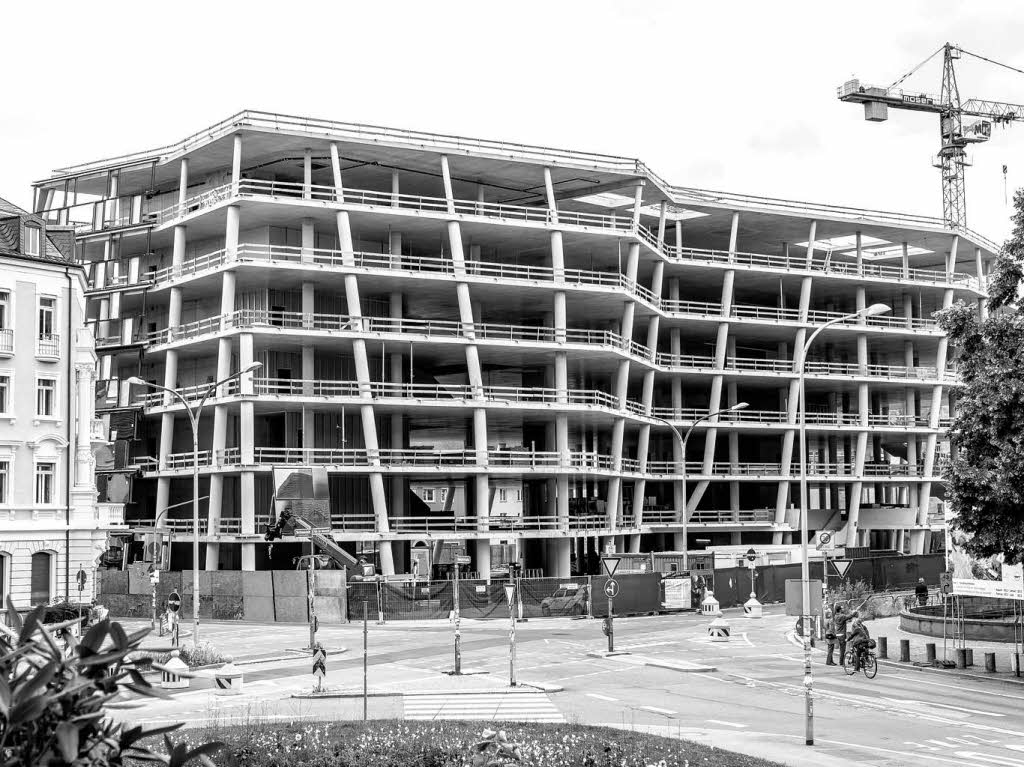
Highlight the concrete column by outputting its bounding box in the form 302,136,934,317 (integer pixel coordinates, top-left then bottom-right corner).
303,148,312,199
845,284,869,546
389,288,406,530
230,134,242,194
239,331,256,569
726,346,740,517
606,241,640,528
632,259,664,526
690,212,738,514
177,157,189,212
903,298,919,515
774,223,816,536
301,218,315,264
331,142,394,574
668,275,684,519
912,235,958,553
442,155,490,549
391,170,400,206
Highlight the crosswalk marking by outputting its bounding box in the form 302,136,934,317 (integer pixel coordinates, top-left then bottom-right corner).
586,692,618,702
640,705,676,715
403,692,563,723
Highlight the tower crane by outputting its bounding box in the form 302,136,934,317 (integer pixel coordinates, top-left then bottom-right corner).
838,43,1024,229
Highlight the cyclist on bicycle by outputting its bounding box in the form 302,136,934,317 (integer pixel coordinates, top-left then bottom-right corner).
847,615,871,671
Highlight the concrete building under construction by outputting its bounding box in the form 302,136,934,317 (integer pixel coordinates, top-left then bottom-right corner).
30,111,995,577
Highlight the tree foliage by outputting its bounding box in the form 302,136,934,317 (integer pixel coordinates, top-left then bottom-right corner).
935,189,1024,564
0,597,220,766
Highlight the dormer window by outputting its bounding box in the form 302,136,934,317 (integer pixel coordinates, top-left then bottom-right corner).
24,225,40,257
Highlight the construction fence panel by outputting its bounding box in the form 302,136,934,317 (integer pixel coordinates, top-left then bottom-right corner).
590,573,663,617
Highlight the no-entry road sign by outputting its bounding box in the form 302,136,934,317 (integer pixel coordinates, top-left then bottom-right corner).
167,592,181,613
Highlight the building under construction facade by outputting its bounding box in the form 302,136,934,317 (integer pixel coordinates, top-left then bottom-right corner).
30,112,995,577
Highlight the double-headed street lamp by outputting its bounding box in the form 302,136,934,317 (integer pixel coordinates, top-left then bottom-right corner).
654,401,749,570
128,361,262,644
796,302,889,746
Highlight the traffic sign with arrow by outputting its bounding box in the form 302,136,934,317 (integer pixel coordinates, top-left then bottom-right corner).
601,557,620,579
604,579,619,598
830,559,852,578
312,647,327,679
76,569,87,592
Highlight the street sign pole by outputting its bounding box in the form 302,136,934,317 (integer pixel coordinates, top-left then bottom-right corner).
453,555,470,675
601,557,620,653
607,592,614,652
505,583,516,687
362,600,368,720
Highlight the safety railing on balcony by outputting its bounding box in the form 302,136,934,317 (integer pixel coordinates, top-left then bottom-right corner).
138,177,982,295
248,378,631,411
0,328,12,355
150,244,662,306
661,299,939,331
656,352,956,381
36,334,60,358
664,243,978,289
647,406,952,429
146,309,656,363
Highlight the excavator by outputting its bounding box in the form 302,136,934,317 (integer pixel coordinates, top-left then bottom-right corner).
263,507,361,570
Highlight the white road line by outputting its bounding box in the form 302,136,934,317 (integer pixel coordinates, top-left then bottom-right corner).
639,705,676,715
706,719,747,728
739,632,755,647
585,692,618,702
886,698,1005,717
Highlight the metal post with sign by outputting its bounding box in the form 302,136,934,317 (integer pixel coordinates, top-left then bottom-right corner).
453,554,470,675
504,582,517,687
746,549,757,597
149,569,160,633
602,557,620,652
76,568,87,623
167,591,181,646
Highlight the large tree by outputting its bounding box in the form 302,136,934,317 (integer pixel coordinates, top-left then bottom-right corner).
936,189,1024,564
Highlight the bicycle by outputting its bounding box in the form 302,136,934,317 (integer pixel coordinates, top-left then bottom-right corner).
843,641,878,678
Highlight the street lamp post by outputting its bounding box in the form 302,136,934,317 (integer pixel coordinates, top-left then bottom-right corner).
654,401,749,570
796,302,889,746
128,361,262,645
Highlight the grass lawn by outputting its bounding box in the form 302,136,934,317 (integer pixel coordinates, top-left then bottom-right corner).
171,720,785,767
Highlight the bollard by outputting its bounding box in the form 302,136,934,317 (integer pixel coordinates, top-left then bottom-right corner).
985,652,996,672
701,591,722,618
214,656,243,696
955,648,967,669
899,639,910,662
160,650,189,690
925,643,936,663
708,617,731,642
877,636,888,659
743,596,763,619
965,648,974,667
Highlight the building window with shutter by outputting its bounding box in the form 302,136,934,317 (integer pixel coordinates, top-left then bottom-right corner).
0,376,8,413
30,551,51,605
24,225,40,258
35,463,55,504
36,378,55,417
0,462,7,504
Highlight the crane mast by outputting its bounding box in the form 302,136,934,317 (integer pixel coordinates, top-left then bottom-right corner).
838,42,1024,230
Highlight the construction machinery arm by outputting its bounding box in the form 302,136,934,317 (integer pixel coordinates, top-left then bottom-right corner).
264,509,360,569
960,98,1024,121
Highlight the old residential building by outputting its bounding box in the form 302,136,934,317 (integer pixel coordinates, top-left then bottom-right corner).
30,112,995,577
0,196,112,604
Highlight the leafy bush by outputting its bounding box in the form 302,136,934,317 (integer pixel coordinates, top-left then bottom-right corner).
0,596,220,766
178,720,783,767
154,642,229,669
827,579,899,619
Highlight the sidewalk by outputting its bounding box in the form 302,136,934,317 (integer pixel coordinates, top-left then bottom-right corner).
866,614,1024,682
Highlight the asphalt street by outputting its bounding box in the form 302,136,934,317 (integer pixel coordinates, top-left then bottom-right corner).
109,608,1024,767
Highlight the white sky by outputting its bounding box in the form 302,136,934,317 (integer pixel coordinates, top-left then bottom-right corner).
3,0,1023,243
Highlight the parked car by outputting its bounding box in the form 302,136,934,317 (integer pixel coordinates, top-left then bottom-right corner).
540,584,588,616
